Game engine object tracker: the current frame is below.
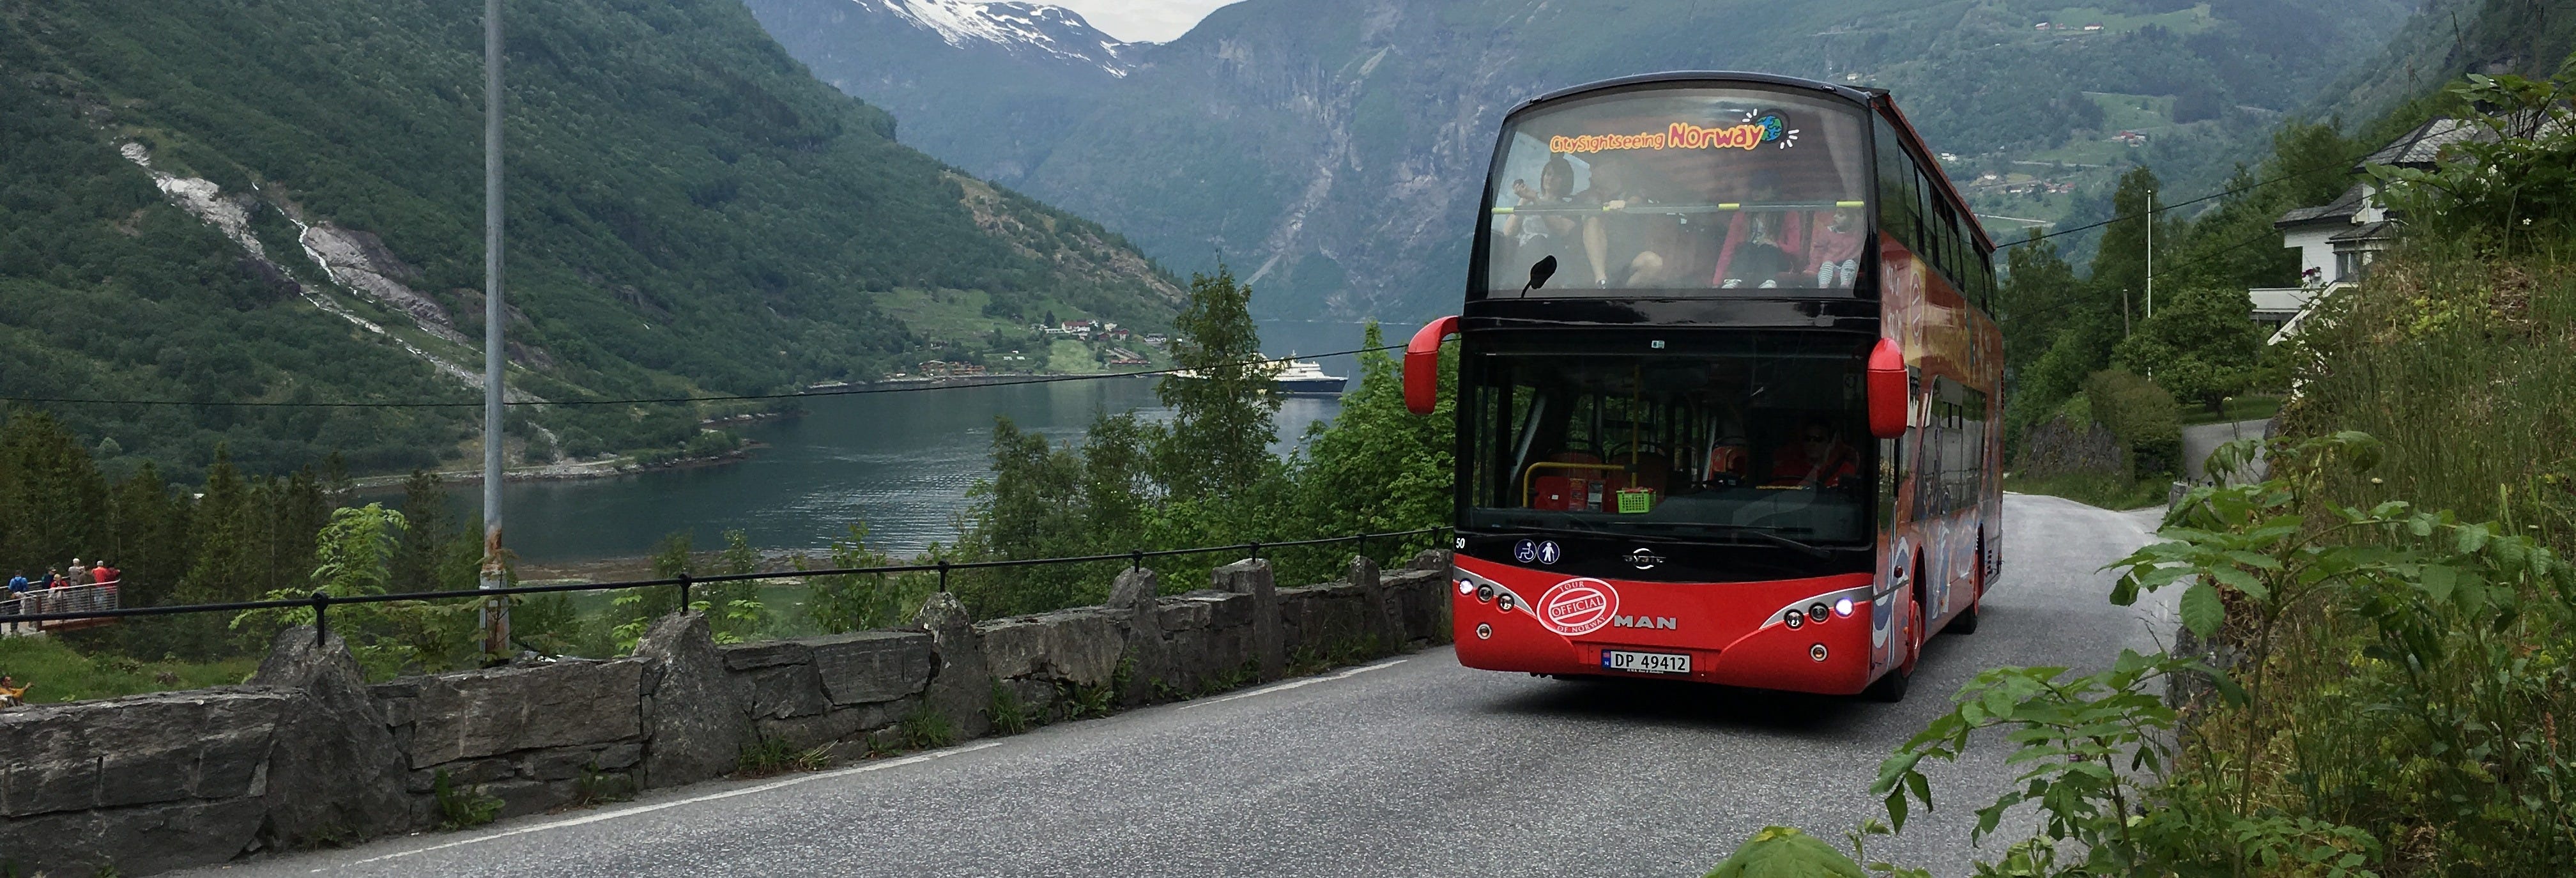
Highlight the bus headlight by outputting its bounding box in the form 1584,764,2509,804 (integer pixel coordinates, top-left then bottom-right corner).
1810,643,1829,662
1497,593,1517,612
1834,598,1855,617
1475,583,1494,603
1783,609,1804,629
1808,603,1831,624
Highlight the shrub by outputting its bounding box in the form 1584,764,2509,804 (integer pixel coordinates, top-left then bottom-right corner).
2083,369,2181,477
431,769,503,830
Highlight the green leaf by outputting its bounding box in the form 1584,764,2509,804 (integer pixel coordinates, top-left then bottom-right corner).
2179,581,2224,639
2419,564,2457,603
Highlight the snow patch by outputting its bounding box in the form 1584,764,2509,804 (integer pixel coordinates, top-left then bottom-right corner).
872,0,1136,75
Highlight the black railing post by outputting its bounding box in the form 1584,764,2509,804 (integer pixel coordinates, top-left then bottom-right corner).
1248,541,1261,563
311,590,330,647
937,560,950,593
678,574,693,610
1130,550,1144,571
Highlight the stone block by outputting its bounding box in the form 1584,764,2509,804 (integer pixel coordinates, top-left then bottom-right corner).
753,700,906,752
594,741,643,771
404,658,645,769
1186,590,1254,629
721,640,812,672
1156,598,1211,631
913,593,990,741
808,630,934,706
977,608,1124,686
0,798,266,877
745,661,829,720
484,777,578,820
1213,558,1283,679
633,612,750,790
254,627,415,849
0,689,288,818
526,747,603,783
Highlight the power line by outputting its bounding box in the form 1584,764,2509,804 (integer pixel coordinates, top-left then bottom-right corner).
1995,141,2390,249
0,345,1402,410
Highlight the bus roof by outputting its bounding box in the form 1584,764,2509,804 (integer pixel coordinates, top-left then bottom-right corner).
1508,72,1997,254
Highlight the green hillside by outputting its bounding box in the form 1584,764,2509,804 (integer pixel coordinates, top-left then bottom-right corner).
0,0,1180,479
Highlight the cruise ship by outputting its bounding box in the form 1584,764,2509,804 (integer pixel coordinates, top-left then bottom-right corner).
1167,358,1347,396
1272,359,1347,395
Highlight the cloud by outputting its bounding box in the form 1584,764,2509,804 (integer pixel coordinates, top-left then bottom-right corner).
1048,0,1239,43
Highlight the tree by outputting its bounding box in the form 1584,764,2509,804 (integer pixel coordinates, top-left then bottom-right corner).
390,470,450,594
2114,284,2262,413
1293,323,1454,542
0,410,107,572
1153,266,1279,498
2090,166,2165,333
182,445,258,604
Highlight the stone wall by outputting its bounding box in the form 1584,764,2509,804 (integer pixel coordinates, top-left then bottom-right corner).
2017,413,2125,478
0,551,1453,875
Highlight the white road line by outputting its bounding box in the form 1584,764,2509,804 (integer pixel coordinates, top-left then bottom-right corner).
329,739,1008,870
1177,658,1408,710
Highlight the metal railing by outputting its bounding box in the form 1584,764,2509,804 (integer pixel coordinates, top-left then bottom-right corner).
0,528,1449,645
1,583,121,633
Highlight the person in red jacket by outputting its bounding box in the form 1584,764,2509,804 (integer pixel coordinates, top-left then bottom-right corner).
1769,419,1859,488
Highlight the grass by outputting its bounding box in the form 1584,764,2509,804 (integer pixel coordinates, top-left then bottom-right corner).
2177,393,2283,426
0,636,257,704
2004,471,2170,511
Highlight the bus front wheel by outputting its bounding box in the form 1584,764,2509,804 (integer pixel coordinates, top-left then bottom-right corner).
1866,596,1922,702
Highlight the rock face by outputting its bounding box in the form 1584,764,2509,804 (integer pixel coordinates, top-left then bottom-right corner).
249,628,411,849
632,612,749,789
8,556,1460,875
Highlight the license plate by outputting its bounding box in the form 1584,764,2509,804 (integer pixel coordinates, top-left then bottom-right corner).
1601,649,1690,675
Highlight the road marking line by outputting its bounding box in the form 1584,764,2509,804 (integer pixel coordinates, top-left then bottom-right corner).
1178,658,1408,711
328,739,1008,870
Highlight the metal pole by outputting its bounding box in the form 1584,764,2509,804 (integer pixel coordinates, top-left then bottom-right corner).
2144,189,2154,320
479,0,510,659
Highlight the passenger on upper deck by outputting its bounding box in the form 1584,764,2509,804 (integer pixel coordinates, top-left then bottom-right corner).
1498,155,1584,284
1577,155,1681,288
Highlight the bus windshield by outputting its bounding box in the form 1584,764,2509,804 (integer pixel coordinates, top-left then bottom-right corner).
1484,87,1871,297
1462,333,1873,546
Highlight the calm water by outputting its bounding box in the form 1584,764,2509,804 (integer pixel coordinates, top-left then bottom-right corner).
435,321,1377,563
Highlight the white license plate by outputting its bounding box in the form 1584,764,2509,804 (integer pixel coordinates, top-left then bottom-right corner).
1601,650,1690,675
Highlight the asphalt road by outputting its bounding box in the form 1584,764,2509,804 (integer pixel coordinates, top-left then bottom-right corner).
183,493,2170,878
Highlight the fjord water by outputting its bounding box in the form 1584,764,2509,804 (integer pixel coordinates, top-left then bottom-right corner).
448,322,1374,564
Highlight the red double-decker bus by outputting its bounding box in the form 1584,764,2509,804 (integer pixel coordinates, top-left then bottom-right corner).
1405,72,2002,700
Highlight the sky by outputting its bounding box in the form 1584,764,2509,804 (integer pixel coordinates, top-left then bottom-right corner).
1048,0,1239,43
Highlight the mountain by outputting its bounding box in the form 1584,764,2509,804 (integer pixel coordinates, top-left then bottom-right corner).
746,0,1134,182
749,0,2411,321
0,0,1181,479
2312,0,2576,127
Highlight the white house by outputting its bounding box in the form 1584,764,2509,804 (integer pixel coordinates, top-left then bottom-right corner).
2251,117,2476,344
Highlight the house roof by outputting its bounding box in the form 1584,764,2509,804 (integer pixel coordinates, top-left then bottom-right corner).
2358,117,2478,170
2328,220,2400,245
2276,183,2369,227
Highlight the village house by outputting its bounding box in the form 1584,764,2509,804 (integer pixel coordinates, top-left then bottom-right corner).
2251,118,2476,343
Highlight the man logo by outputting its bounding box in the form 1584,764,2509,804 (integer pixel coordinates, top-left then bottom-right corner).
1612,615,1679,629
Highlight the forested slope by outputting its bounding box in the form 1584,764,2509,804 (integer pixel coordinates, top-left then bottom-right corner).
0,0,1180,479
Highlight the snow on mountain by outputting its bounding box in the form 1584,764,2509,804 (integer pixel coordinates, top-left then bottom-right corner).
874,0,1136,74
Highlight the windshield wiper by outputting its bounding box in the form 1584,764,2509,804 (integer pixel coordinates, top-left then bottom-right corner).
1620,521,1833,559
1477,521,1833,559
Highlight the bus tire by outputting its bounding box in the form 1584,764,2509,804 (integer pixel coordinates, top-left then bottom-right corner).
1867,591,1923,702
1864,663,1910,702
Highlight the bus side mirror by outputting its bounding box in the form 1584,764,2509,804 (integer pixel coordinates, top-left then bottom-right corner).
1404,315,1460,414
1867,339,1907,439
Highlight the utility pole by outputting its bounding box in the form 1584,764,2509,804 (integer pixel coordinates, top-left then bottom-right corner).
2144,188,2155,320
479,0,510,659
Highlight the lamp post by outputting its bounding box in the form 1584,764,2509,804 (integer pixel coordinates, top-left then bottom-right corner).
479,0,510,659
